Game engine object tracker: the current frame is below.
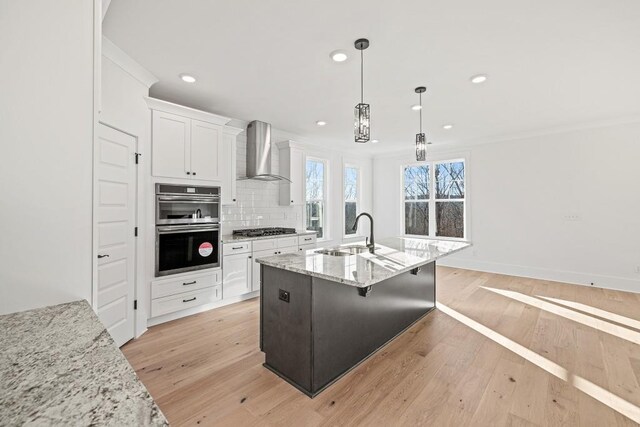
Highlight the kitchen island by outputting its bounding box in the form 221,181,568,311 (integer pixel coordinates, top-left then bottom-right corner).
257,236,470,397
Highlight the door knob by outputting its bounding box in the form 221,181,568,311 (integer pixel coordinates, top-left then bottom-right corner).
97,254,109,259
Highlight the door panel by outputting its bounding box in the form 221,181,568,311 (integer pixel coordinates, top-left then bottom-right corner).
191,120,222,181
96,124,136,347
152,111,190,179
222,253,250,298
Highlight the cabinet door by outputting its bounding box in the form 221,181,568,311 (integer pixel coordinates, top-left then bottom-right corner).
298,243,316,254
222,253,251,298
190,119,222,181
289,148,304,205
251,249,280,291
152,111,190,179
221,131,237,205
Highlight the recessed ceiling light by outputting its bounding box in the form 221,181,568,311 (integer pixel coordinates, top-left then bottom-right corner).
180,74,196,83
443,124,454,130
316,121,327,126
371,139,379,144
470,74,487,84
411,104,422,111
330,50,348,62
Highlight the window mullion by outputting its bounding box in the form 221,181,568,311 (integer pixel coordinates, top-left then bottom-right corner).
429,162,436,236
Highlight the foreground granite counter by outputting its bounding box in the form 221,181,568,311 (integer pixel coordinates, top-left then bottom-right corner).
0,300,167,426
257,236,471,287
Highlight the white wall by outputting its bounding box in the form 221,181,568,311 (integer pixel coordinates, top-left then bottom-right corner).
374,122,640,293
0,1,96,314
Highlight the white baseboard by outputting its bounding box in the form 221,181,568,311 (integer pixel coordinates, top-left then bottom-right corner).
438,257,640,294
146,291,260,327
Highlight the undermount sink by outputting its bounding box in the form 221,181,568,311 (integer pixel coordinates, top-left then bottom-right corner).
315,245,375,257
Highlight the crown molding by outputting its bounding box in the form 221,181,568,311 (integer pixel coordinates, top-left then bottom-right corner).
145,97,232,126
223,125,244,136
102,37,158,88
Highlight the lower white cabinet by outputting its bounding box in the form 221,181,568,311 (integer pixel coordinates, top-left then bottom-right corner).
298,243,316,253
150,269,222,317
222,252,252,298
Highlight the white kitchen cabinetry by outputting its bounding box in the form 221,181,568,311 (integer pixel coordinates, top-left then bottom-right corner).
152,111,190,179
222,252,252,298
277,141,304,206
150,269,222,317
248,236,314,292
190,119,222,181
221,126,242,205
146,97,230,181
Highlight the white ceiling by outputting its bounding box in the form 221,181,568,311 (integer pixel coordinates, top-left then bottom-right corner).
104,0,640,153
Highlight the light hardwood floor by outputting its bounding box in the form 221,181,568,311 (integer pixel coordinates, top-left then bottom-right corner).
122,267,640,426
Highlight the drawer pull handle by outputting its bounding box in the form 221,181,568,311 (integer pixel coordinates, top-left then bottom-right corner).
183,297,197,303
304,238,312,241
183,281,197,286
232,246,243,250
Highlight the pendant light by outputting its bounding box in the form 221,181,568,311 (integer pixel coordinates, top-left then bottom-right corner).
414,86,427,161
354,38,370,143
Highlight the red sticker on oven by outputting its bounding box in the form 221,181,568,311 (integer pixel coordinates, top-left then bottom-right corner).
198,242,213,257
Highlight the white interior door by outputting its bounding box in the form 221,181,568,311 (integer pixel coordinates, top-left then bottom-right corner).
95,123,137,347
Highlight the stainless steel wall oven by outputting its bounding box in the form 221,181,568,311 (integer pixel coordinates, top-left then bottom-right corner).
155,184,221,276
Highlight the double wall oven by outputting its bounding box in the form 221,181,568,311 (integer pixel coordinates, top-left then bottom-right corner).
155,184,221,277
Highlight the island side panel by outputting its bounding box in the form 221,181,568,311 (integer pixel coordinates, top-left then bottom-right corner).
311,261,436,394
261,265,313,392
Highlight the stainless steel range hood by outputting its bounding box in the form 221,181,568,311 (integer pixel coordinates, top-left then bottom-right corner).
240,120,291,182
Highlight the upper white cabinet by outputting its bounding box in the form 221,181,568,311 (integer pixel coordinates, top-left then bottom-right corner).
152,111,191,179
278,141,304,206
221,126,243,205
147,97,231,182
190,119,222,181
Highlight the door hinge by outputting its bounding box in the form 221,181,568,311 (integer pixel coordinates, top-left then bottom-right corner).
134,300,138,310
134,227,138,237
135,152,142,164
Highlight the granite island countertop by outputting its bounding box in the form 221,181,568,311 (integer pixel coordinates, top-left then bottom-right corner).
256,236,471,287
221,230,317,243
0,300,167,426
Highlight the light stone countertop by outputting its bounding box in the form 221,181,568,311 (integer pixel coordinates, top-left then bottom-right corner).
221,230,317,243
0,300,168,426
256,236,471,288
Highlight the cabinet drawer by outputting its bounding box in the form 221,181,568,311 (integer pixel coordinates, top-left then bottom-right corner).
223,241,251,255
252,238,278,252
298,243,316,253
151,270,221,299
277,236,299,248
298,234,317,245
151,286,221,317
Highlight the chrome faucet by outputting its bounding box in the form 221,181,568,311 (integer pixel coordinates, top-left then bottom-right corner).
352,212,375,254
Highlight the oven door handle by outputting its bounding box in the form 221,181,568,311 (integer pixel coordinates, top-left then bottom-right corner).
157,196,220,202
157,225,220,234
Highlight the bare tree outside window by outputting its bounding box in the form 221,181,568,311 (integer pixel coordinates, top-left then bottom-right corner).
344,167,359,235
404,165,429,235
306,160,325,238
435,161,464,238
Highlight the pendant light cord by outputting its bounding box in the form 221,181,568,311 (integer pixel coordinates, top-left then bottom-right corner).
360,48,364,104
419,92,423,133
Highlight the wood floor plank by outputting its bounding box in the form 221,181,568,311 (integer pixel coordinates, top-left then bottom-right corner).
122,267,640,426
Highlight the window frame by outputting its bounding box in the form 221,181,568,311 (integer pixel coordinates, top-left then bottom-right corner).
343,163,361,238
305,156,329,241
401,158,467,241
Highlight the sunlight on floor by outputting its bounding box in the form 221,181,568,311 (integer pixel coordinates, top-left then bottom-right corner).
481,286,640,345
536,295,640,331
438,303,640,424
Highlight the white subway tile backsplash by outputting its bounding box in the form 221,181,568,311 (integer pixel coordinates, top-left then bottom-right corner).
221,135,302,235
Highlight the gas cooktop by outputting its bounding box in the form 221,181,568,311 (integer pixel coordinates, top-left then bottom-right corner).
232,227,296,237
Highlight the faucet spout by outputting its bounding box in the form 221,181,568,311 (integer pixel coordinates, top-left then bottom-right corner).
352,212,375,254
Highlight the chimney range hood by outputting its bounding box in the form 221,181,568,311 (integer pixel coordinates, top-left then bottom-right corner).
239,120,291,182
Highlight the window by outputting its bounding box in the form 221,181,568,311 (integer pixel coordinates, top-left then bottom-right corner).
306,159,326,239
403,160,465,239
344,166,360,235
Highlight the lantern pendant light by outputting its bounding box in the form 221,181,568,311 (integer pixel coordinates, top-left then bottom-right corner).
354,38,370,143
414,86,427,161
